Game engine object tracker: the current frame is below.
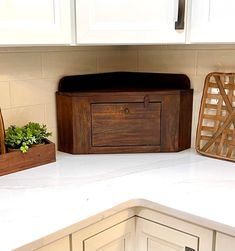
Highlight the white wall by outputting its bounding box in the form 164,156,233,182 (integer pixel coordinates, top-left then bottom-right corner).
1,45,235,148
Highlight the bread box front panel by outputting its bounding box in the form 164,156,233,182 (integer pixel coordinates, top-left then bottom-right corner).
91,102,161,147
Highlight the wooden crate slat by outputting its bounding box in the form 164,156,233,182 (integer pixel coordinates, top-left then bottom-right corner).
201,126,234,135
200,135,235,145
0,109,6,154
207,82,235,90
202,114,227,122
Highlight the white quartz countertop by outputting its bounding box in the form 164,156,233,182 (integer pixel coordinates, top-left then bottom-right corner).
1,149,235,251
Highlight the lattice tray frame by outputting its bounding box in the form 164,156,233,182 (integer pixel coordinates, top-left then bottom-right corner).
196,72,235,162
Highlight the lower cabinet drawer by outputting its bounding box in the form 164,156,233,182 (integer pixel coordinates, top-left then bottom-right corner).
91,102,161,147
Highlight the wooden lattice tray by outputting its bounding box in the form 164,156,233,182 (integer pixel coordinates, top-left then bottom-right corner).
196,72,235,162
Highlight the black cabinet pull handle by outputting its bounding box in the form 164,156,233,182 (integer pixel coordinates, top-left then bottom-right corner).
175,0,185,30
185,247,195,251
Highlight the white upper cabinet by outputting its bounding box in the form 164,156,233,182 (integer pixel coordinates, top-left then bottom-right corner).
2,0,234,45
75,0,187,44
0,0,73,45
190,0,235,43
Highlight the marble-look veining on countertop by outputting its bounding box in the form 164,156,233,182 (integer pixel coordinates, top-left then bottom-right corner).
0,149,235,251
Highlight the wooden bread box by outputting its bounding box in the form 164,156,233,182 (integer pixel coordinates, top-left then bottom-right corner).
56,72,193,154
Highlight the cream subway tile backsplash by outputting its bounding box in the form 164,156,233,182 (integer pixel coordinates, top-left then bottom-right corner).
188,75,206,95
2,104,45,128
197,50,235,75
47,125,57,146
186,75,206,146
42,50,97,78
10,79,57,107
138,49,197,75
0,52,42,81
1,45,235,148
97,49,123,72
45,103,57,129
0,81,11,109
120,48,138,72
96,47,139,72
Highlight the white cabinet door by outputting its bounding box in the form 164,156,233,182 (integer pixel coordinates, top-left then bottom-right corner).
0,0,73,45
136,217,198,251
76,0,187,44
34,236,70,251
215,233,235,251
137,209,213,251
72,217,135,251
190,0,235,43
84,218,135,251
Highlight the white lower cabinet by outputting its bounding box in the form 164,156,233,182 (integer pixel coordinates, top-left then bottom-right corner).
72,210,136,251
136,217,198,251
136,209,213,251
34,236,70,251
71,209,214,251
215,232,235,251
23,210,235,251
72,218,135,251
84,218,135,251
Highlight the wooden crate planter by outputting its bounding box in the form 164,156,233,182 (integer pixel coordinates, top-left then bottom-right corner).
0,140,56,176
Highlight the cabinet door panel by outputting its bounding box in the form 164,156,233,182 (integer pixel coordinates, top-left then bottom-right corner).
215,233,235,251
136,217,198,251
76,0,186,44
84,218,135,251
0,0,72,45
190,0,235,42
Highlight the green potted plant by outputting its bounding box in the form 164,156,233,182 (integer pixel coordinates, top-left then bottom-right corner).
24,122,52,145
5,122,52,153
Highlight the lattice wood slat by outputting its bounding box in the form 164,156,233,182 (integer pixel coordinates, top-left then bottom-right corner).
0,108,6,154
196,72,235,162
